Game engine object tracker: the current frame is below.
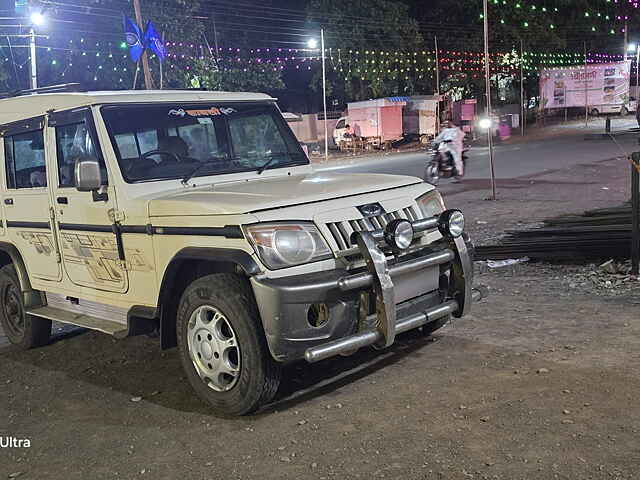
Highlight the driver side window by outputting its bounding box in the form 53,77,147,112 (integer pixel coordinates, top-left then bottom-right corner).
55,122,107,188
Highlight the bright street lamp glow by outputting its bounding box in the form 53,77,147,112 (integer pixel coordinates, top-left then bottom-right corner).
30,11,45,26
628,43,638,53
307,38,318,49
479,118,492,129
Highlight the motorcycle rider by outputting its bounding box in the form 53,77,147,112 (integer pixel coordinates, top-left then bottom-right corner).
433,119,465,180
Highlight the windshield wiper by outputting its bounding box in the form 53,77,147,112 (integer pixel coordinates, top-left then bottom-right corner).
181,157,227,185
256,152,293,175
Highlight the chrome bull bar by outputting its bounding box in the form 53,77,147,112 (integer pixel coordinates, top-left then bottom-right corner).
305,289,484,363
304,212,479,363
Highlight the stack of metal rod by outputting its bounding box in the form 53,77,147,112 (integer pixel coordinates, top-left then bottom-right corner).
475,204,635,261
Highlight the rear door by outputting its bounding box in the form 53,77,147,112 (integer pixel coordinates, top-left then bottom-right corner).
48,109,128,294
1,117,62,281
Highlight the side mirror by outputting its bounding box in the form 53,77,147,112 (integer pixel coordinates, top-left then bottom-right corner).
74,156,102,192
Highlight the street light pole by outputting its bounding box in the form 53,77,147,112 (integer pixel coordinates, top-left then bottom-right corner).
27,10,46,90
321,28,328,162
634,44,640,102
520,38,524,136
29,27,37,89
435,36,440,134
483,0,496,200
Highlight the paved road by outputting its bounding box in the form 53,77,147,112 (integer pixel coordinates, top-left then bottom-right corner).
315,128,639,181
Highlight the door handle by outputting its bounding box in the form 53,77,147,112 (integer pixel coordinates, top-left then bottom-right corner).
56,197,69,205
4,198,13,205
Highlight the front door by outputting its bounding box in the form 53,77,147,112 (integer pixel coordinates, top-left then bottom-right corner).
48,109,128,294
1,117,62,282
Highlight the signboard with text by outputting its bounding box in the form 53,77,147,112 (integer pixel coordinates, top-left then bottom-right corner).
539,61,631,109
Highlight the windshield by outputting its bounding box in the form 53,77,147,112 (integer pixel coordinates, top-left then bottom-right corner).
101,102,308,183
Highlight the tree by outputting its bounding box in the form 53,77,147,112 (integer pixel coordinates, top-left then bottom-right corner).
306,0,429,101
184,56,285,93
102,0,206,88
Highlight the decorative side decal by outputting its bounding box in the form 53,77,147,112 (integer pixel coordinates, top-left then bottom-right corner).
60,233,153,284
17,232,54,256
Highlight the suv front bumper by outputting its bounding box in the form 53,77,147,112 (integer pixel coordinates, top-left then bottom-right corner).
251,213,482,363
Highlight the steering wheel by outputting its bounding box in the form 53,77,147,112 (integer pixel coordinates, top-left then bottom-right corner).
141,149,183,163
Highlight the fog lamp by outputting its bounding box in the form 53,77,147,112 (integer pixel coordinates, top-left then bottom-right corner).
438,210,465,238
385,219,414,250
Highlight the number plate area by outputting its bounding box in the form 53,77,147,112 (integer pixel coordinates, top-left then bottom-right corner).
393,264,440,304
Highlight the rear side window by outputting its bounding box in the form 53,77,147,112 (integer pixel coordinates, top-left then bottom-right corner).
4,130,46,189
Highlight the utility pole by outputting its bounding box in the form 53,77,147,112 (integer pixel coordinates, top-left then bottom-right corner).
520,39,524,136
133,0,153,90
584,41,588,127
435,36,440,134
29,28,37,89
625,20,629,59
321,28,328,162
636,47,639,103
631,152,639,276
483,0,496,200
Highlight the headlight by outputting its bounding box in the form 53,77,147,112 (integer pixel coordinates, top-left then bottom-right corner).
438,209,465,238
416,191,445,218
244,223,332,270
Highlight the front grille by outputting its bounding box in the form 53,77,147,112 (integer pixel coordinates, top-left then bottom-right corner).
326,206,421,252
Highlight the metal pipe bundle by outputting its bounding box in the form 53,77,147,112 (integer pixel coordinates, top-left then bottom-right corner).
475,204,636,261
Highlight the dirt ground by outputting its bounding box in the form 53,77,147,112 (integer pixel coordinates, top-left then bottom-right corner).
2,155,640,479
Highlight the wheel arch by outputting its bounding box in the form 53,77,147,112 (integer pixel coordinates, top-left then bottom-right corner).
157,247,261,349
0,242,42,308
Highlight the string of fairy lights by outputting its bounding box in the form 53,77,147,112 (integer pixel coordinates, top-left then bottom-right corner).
0,0,638,88
476,0,635,34
2,37,637,87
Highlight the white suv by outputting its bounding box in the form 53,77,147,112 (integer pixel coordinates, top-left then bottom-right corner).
0,88,481,416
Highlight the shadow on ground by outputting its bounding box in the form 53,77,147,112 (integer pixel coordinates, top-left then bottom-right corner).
1,324,441,416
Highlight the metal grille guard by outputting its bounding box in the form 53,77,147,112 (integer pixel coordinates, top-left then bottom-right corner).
304,213,480,363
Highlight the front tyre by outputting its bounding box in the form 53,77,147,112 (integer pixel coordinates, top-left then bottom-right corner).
176,273,281,416
0,264,51,349
424,162,440,185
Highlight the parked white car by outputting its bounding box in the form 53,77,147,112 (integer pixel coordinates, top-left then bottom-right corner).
590,97,637,116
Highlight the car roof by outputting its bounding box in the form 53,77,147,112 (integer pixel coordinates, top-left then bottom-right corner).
0,90,276,125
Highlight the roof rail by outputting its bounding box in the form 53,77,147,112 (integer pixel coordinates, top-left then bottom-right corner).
0,83,84,99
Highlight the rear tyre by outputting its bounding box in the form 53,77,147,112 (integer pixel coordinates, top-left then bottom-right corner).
176,273,281,416
424,163,440,185
590,108,599,117
621,106,629,116
0,264,51,349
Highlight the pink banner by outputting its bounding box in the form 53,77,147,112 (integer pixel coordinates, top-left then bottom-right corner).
539,61,631,109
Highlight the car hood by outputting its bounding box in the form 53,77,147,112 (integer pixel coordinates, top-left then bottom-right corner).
148,172,422,217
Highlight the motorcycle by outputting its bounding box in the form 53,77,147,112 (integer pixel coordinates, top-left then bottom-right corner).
423,139,468,186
